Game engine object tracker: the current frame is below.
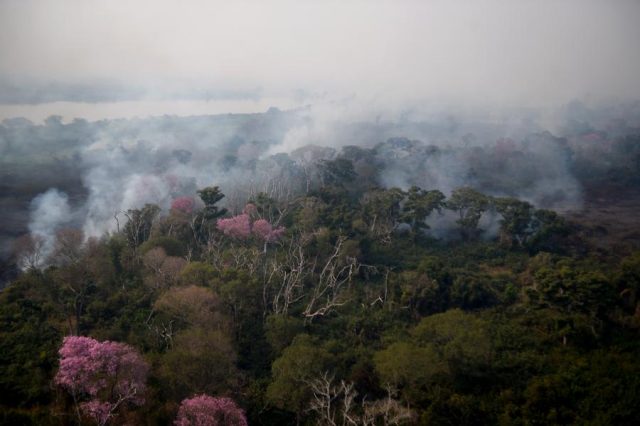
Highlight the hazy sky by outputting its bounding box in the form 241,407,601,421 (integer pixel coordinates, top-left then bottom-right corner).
1,0,639,109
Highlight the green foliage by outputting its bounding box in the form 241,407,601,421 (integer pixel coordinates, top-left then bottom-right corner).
123,203,161,248
361,187,404,234
0,276,61,407
412,310,492,372
318,158,357,187
447,187,491,240
139,236,187,257
528,255,615,324
401,186,446,233
374,309,493,406
197,185,228,219
266,335,334,416
265,315,304,355
0,182,638,425
158,328,238,401
494,196,535,247
616,251,640,294
526,209,570,253
521,350,640,425
178,261,216,287
374,341,445,392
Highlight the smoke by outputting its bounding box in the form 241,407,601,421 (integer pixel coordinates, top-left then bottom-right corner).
0,97,636,262
28,188,72,264
71,111,304,237
72,104,572,241
424,209,502,242
266,100,585,208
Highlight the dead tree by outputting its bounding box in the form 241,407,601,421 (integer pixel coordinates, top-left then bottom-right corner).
361,386,415,426
227,246,263,277
303,237,359,323
307,373,413,426
307,372,359,426
266,234,316,315
51,228,85,266
13,233,47,270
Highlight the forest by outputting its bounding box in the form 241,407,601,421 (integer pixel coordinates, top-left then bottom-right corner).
1,105,640,425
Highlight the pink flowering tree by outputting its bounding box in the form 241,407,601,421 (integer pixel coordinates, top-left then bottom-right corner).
175,395,248,426
252,219,285,243
172,196,196,214
216,214,251,239
217,204,285,251
55,336,149,426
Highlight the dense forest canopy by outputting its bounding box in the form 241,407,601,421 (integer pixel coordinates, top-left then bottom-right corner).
2,101,640,281
1,102,640,425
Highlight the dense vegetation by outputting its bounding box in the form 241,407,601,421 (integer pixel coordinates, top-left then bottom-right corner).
2,150,640,425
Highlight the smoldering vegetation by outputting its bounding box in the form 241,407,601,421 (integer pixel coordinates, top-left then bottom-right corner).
1,101,639,284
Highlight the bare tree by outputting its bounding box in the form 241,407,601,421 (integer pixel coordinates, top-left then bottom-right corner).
227,245,263,277
367,266,392,308
145,315,175,349
307,372,359,426
13,233,46,270
266,233,315,315
51,228,85,266
303,237,359,323
122,204,160,250
362,386,415,426
307,373,414,426
196,225,225,271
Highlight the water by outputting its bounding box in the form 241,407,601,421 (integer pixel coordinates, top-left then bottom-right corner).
0,97,303,123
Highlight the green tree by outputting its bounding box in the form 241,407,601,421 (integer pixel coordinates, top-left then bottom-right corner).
179,261,217,287
446,187,490,240
265,314,304,355
123,203,161,248
412,309,492,373
526,209,569,253
318,158,357,187
197,186,228,220
374,341,445,398
266,335,334,423
159,328,238,401
361,187,405,238
528,256,615,340
0,275,60,408
494,197,535,248
401,186,445,234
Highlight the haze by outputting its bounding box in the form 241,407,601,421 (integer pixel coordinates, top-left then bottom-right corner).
1,0,640,121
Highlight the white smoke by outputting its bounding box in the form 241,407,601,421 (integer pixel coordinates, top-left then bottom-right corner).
28,188,71,265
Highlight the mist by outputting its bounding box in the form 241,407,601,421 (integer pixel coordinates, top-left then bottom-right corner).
1,0,640,112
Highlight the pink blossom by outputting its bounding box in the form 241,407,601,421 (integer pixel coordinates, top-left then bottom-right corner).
172,196,196,214
252,219,285,243
174,395,248,426
55,336,149,424
216,214,251,239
